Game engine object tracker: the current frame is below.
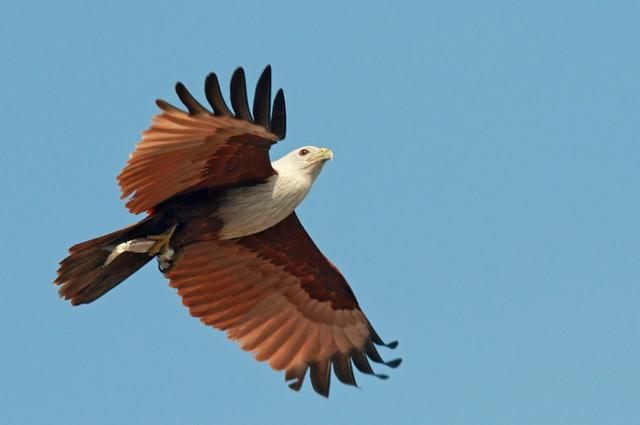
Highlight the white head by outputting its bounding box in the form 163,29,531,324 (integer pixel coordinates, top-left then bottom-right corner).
272,145,333,179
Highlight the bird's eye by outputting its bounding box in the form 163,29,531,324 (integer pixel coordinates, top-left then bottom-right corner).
299,148,310,156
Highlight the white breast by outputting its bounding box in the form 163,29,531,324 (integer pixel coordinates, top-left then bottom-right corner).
216,173,313,239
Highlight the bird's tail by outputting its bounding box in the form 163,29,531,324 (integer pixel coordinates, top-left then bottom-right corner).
55,214,171,305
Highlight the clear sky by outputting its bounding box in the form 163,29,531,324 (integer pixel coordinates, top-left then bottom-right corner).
1,1,638,424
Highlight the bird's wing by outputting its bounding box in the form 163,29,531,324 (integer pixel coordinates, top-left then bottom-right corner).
166,212,400,397
118,66,287,214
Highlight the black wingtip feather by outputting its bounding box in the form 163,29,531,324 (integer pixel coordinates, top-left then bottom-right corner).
386,358,403,368
253,65,272,128
351,351,389,380
365,340,402,369
204,72,232,116
331,354,358,387
309,361,331,397
230,67,252,120
288,380,303,391
155,99,182,112
175,82,208,115
271,89,286,140
386,341,399,349
365,340,387,363
369,325,399,349
285,365,307,392
195,67,285,139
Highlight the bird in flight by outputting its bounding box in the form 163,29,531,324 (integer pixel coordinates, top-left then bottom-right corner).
55,66,400,397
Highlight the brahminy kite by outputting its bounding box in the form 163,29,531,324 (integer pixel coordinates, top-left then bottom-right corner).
55,66,400,397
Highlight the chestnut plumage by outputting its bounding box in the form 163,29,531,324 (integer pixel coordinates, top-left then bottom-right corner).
55,66,399,397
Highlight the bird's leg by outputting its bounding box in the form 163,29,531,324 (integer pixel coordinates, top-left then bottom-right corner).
146,223,177,256
148,223,185,273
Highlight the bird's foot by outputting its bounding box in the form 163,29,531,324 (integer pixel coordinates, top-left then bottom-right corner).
157,248,183,274
147,224,177,256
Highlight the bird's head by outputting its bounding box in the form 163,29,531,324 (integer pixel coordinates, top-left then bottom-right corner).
273,146,333,178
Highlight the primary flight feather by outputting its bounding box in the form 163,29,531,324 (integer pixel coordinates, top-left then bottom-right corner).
55,66,400,397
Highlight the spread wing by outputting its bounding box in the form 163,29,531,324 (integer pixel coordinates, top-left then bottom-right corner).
118,66,287,214
166,212,400,397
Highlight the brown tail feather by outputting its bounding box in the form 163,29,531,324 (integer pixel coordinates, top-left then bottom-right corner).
55,215,164,305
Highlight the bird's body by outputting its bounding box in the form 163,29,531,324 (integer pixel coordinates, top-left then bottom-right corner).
55,66,399,397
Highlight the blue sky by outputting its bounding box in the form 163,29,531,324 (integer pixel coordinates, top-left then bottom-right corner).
1,1,639,424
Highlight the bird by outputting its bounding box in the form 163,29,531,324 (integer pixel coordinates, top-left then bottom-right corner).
55,66,400,397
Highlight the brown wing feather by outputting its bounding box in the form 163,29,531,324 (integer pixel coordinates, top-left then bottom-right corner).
118,67,283,214
166,213,400,397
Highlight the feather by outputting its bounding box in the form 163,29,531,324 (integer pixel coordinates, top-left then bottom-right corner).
365,340,402,368
268,320,311,370
175,82,209,115
252,65,272,129
309,360,331,397
369,325,399,349
331,353,357,386
204,72,232,116
155,99,183,113
271,89,286,140
351,350,388,380
285,364,307,391
230,67,252,120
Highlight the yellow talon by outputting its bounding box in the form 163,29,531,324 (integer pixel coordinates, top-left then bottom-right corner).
147,224,177,256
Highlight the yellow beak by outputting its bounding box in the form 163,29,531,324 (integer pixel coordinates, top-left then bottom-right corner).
314,147,334,162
